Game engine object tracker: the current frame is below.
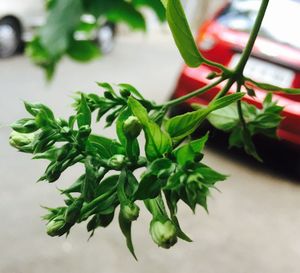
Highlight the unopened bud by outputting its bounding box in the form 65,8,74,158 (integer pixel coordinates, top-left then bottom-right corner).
119,88,131,98
9,131,35,149
150,218,177,249
206,72,219,80
46,217,66,237
121,203,140,221
123,116,142,139
108,154,126,169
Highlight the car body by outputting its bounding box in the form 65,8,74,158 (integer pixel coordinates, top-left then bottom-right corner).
172,0,300,146
0,0,115,58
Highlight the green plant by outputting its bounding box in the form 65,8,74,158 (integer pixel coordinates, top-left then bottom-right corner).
27,0,165,79
10,0,300,259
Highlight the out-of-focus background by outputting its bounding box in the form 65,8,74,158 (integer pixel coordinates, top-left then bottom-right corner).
1,0,300,273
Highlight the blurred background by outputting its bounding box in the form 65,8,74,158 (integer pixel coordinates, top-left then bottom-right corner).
1,0,300,273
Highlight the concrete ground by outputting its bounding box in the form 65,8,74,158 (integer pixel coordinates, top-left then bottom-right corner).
0,32,300,273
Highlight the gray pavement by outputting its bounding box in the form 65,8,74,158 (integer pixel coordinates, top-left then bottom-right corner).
0,33,300,273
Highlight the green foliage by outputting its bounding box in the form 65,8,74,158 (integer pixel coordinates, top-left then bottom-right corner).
165,93,244,141
11,0,300,259
206,94,283,159
26,0,165,79
165,0,203,67
10,83,229,257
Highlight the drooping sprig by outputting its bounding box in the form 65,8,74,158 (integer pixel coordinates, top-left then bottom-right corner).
9,0,300,259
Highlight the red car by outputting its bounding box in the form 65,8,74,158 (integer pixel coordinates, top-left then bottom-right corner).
172,0,300,146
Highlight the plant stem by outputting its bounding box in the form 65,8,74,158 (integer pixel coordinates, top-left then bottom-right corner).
165,0,269,107
213,77,236,101
234,0,269,75
163,77,225,108
212,0,269,101
236,84,247,130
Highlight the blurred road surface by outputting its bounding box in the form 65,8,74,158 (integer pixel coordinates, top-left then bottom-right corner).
0,32,300,273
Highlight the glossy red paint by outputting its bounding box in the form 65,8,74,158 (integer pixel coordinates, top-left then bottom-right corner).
172,1,300,146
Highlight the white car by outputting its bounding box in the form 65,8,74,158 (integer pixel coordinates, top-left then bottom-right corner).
0,0,116,58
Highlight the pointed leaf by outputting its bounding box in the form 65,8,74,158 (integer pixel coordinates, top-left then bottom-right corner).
119,212,137,260
128,97,172,160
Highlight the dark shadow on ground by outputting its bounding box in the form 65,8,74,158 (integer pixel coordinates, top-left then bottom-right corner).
204,127,300,183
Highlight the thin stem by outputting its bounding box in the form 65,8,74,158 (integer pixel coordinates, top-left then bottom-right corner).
203,57,231,74
236,84,247,130
234,0,269,75
213,77,236,101
212,0,269,101
163,77,225,108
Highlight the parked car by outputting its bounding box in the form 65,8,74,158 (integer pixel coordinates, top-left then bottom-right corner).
0,0,116,58
172,0,300,147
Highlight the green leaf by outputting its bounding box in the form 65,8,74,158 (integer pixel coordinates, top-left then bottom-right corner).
80,192,117,220
247,78,300,94
128,97,172,160
148,158,175,178
35,109,55,128
82,157,98,202
67,40,100,62
95,175,119,196
197,164,227,186
166,93,244,141
116,107,132,145
87,212,115,232
39,0,83,57
118,84,145,99
77,94,92,128
86,0,146,30
117,169,129,205
172,215,192,242
87,134,125,159
166,0,203,67
118,212,137,260
11,118,38,133
61,175,85,194
242,128,262,161
164,171,185,190
207,104,239,131
135,174,162,200
25,37,56,80
24,102,55,119
133,0,166,22
209,93,245,111
173,133,208,166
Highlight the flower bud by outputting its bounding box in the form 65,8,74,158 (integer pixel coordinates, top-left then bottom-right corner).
9,131,35,149
206,72,219,80
123,116,142,139
150,218,177,249
104,91,114,100
121,203,140,221
108,154,126,169
119,88,131,98
46,218,67,237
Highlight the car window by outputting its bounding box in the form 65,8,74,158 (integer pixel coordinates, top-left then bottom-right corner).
217,0,300,50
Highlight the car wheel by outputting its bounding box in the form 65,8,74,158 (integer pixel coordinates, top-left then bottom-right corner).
0,18,21,58
96,22,116,55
